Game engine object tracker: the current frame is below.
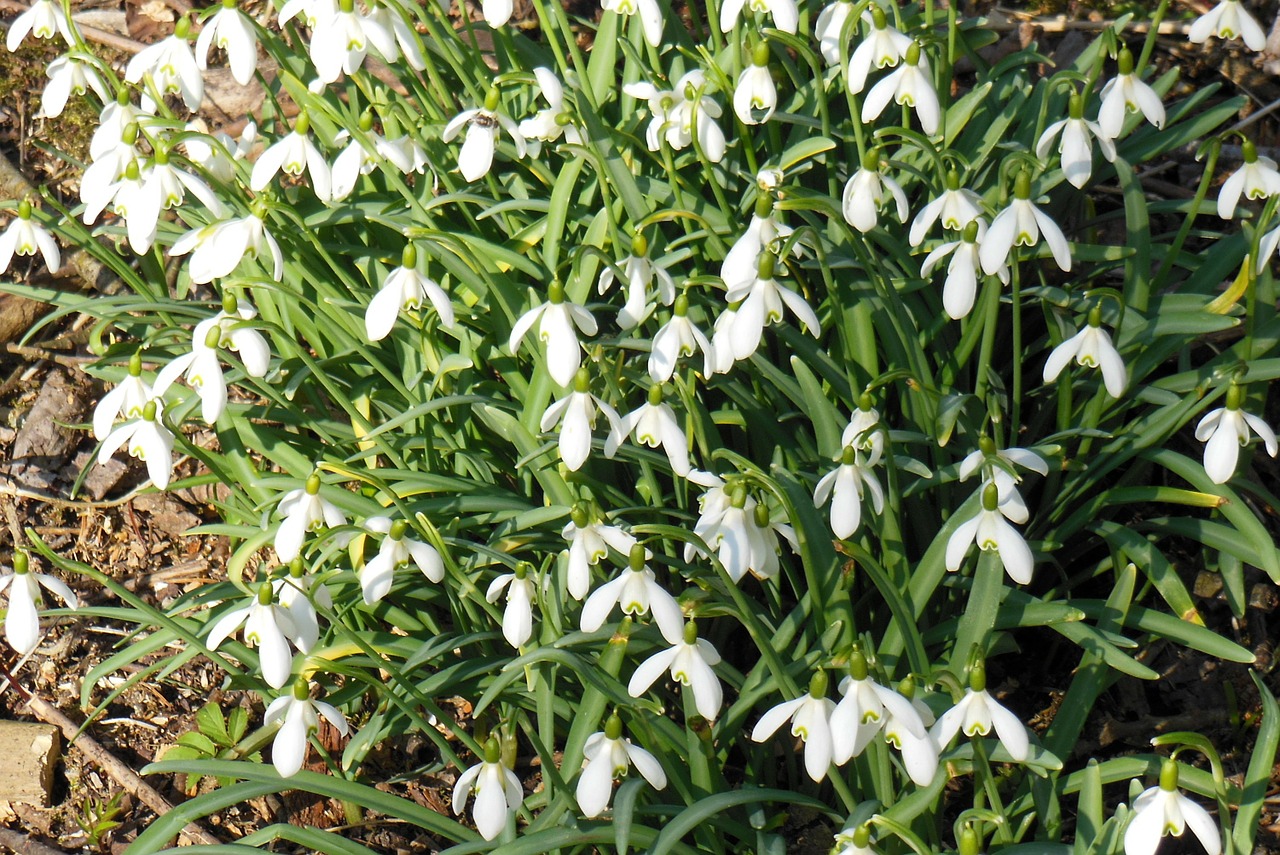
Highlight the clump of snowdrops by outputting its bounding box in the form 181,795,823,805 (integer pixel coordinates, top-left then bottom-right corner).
2,0,1279,851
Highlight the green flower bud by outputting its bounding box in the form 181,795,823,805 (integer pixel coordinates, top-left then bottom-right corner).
14,552,29,575
808,670,828,698
256,580,274,606
1117,48,1134,76
291,677,310,700
848,649,868,680
969,658,987,692
981,483,999,511
142,400,157,422
962,220,980,243
483,736,502,764
573,368,590,393
629,543,646,571
1068,93,1085,120
683,620,698,644
305,473,322,495
605,713,623,740
1014,170,1031,200
1159,757,1179,791
390,518,410,540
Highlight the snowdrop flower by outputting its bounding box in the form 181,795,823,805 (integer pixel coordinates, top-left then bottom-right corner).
921,221,1003,320
945,483,1035,585
709,303,741,375
814,0,855,65
97,400,176,490
1195,383,1278,483
688,474,796,582
362,1,427,71
650,294,714,382
842,395,885,459
182,118,256,184
663,71,727,163
0,552,78,656
628,620,723,720
576,714,667,817
132,148,226,249
862,42,939,135
624,80,677,155
847,5,911,91
598,233,676,330
206,581,299,689
486,563,538,648
329,119,414,201
561,505,637,600
509,282,597,387
274,472,349,563
519,67,582,156
125,18,203,112
154,323,230,424
1124,760,1222,855
602,0,663,47
90,95,145,162
540,369,623,471
832,825,879,855
360,516,444,604
249,112,332,201
1217,139,1280,220
6,0,73,51
82,159,147,247
910,170,984,246
1036,93,1116,189
365,244,454,341
481,0,512,26
814,445,885,539
721,194,794,293
581,544,683,643
453,739,523,841
734,42,777,126
442,88,527,182
274,560,330,653
723,251,821,362
278,0,338,29
751,672,837,782
882,675,939,786
1043,305,1126,398
605,385,690,476
958,436,1048,524
1098,48,1165,140
828,651,927,765
197,0,259,86
719,0,797,34
979,170,1072,274
265,678,349,777
307,0,393,84
1188,0,1265,51
169,206,283,283
0,199,59,276
842,149,908,233
38,54,109,119
930,660,1030,762
93,352,154,440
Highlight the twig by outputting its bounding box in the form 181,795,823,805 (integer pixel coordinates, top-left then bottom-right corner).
0,827,73,855
19,693,221,847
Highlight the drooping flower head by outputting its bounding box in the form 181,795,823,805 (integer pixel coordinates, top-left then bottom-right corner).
1196,381,1278,484
0,551,79,655
1042,303,1127,399
1123,759,1223,855
576,713,667,817
980,169,1072,274
751,671,837,782
1035,92,1116,190
453,737,523,840
1098,48,1165,140
627,619,723,721
265,677,350,778
930,658,1031,762
0,198,60,276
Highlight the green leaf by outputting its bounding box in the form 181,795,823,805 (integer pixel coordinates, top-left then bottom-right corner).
195,704,232,747
1233,672,1280,854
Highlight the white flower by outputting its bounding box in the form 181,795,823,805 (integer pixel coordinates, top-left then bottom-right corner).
360,515,444,604
665,71,726,163
206,582,300,689
442,91,527,182
508,283,597,387
832,826,878,855
598,238,675,330
1188,0,1266,51
1217,140,1280,220
602,0,663,47
365,246,454,341
250,112,332,201
733,45,777,126
1195,385,1278,483
561,506,637,600
1042,309,1126,398
134,151,226,245
97,401,176,490
979,171,1071,274
719,0,797,34
264,679,349,777
6,0,73,51
580,545,683,643
814,446,885,539
1036,93,1117,190
709,304,740,375
0,201,60,275
486,564,538,648
125,24,203,113
308,0,392,84
93,355,154,440
169,210,283,283
687,472,797,582
453,740,523,841
274,473,349,563
278,0,337,29
628,621,723,720
846,5,911,89
930,663,1030,762
828,654,927,766
842,150,909,233
330,122,426,199
196,0,260,86
84,161,150,250
0,553,78,655
38,54,109,120
814,0,855,66
909,170,983,246
862,43,938,135
1123,761,1222,855
1098,49,1165,140
155,338,226,424
751,674,837,781
539,371,623,471
481,0,512,27
606,386,690,476
576,715,666,817
153,299,269,424
650,296,714,382
518,67,582,156
945,484,1035,585
363,2,427,70
842,397,885,459
958,437,1048,525
723,252,821,361
881,681,938,786
921,221,1003,320
720,199,794,293
90,98,145,162
274,562,330,653
183,118,256,184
